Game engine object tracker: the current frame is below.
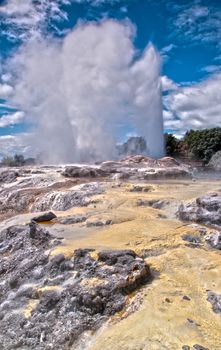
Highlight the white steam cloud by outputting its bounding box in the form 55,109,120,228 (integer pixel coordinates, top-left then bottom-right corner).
10,20,164,163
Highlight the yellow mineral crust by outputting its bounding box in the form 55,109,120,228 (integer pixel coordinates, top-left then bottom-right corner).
51,179,221,349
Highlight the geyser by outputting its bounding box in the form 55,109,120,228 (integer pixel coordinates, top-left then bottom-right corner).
11,20,164,163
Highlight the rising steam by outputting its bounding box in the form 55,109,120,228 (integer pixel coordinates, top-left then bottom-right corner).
10,20,164,163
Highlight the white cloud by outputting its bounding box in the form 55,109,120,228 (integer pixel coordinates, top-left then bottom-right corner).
9,20,164,162
0,83,13,99
161,75,178,92
200,65,221,74
0,0,71,40
164,73,221,136
172,3,221,48
0,111,25,127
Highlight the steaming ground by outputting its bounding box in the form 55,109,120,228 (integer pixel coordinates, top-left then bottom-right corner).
9,20,164,163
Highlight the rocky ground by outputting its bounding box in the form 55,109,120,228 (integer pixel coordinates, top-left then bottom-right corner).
0,156,220,349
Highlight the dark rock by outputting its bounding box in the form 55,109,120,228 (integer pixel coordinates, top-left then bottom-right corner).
182,295,191,301
98,249,136,265
207,291,221,314
0,222,151,350
193,345,209,350
58,214,87,225
177,192,221,228
182,234,201,245
129,185,152,192
205,231,221,250
137,199,169,209
0,170,18,183
86,219,112,227
62,166,106,178
182,346,190,350
50,254,65,266
31,212,57,223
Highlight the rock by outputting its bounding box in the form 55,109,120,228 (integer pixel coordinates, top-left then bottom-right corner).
177,192,221,228
129,185,152,192
86,218,112,227
205,231,221,249
98,249,137,265
193,345,209,350
57,214,88,225
31,182,105,212
181,234,201,246
50,254,65,266
182,295,191,301
62,166,106,178
137,199,169,209
208,150,221,171
100,156,191,180
0,228,151,350
31,212,57,223
0,169,18,183
182,345,190,350
207,291,221,314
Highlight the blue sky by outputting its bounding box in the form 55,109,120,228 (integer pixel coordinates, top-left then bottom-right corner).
0,0,220,157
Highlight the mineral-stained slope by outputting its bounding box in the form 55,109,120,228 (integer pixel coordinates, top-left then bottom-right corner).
0,162,221,350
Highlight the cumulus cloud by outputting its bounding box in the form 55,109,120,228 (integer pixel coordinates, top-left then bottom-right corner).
0,111,25,127
0,83,13,99
10,20,164,163
164,73,221,136
161,75,178,92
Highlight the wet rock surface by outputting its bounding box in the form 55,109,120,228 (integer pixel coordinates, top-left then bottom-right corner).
31,212,57,223
31,182,105,212
61,156,191,181
0,169,18,183
0,223,151,350
205,231,221,249
177,192,221,228
207,291,221,314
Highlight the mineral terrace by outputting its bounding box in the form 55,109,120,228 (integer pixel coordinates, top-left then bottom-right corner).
0,156,220,350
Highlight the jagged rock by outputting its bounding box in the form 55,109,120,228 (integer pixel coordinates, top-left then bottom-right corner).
137,199,169,209
31,212,57,223
182,234,201,246
0,227,151,350
177,192,221,228
31,182,105,212
129,184,152,192
57,214,88,225
208,150,221,171
207,291,221,314
205,231,221,249
100,156,191,180
193,345,209,350
62,166,106,178
0,169,18,183
86,218,112,227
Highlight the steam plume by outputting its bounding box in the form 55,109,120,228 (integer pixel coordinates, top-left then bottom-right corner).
11,20,164,163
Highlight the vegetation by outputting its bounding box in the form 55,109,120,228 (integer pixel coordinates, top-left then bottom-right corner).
0,154,35,167
165,127,221,163
184,128,221,163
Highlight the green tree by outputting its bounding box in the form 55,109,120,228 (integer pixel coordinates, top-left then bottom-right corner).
184,127,221,163
164,133,179,156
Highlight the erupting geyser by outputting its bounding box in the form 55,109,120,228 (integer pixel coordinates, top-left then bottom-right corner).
11,20,164,163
